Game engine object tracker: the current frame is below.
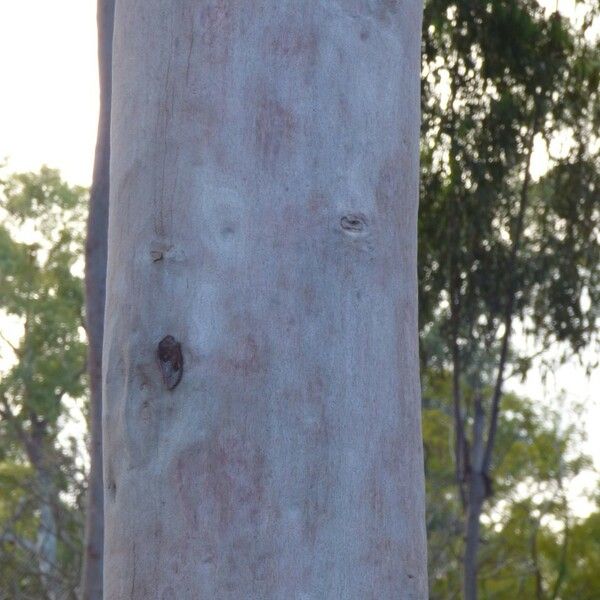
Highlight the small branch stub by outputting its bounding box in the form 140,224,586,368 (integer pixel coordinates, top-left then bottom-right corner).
157,335,183,390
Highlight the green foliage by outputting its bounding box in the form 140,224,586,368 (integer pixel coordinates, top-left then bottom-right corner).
420,0,600,379
423,369,598,599
558,508,600,599
0,167,88,599
419,1,600,595
526,158,600,350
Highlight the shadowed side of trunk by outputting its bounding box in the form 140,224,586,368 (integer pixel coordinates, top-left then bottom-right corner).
80,1,114,598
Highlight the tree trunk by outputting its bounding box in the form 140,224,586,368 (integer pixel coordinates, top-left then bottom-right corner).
104,2,426,598
463,478,484,600
36,466,59,600
25,420,59,600
463,396,486,600
81,1,114,598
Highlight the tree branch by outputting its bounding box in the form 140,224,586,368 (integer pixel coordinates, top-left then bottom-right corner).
482,112,540,478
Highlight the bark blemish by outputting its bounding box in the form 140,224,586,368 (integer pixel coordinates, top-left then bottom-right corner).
341,213,368,233
107,478,116,502
172,433,266,535
105,459,117,501
376,154,408,227
268,25,318,64
157,335,183,390
308,192,327,216
378,0,400,20
199,0,233,65
222,334,262,375
150,241,174,263
303,285,316,310
255,92,297,165
336,0,400,23
221,223,236,237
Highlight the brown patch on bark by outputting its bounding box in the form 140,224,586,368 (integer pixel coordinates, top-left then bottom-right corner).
267,24,318,64
377,0,400,21
374,153,413,287
368,476,385,518
221,334,262,375
375,156,401,220
300,376,331,547
302,285,316,310
307,192,327,216
381,433,404,474
172,431,266,536
277,273,290,290
338,0,400,24
338,95,350,119
198,0,233,65
255,90,297,166
305,376,329,445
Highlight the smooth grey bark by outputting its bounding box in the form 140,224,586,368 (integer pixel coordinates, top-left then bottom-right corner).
81,1,114,598
104,2,427,598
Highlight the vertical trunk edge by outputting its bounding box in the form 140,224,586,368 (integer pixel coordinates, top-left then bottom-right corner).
81,1,114,598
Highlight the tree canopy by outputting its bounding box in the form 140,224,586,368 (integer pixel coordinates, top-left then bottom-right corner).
0,168,88,600
419,0,600,596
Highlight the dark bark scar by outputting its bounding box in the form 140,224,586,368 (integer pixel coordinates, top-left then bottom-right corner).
157,335,183,390
341,213,367,233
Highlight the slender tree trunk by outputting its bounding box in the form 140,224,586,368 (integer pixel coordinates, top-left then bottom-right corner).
104,2,427,597
463,481,484,600
463,396,485,600
36,466,59,600
25,420,59,600
81,1,114,598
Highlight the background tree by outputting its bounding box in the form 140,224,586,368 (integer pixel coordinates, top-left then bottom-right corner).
419,1,600,597
103,1,427,597
0,168,88,600
80,1,114,598
555,501,600,599
423,367,598,598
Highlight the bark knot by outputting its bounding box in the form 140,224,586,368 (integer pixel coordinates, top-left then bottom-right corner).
157,335,183,390
341,213,367,233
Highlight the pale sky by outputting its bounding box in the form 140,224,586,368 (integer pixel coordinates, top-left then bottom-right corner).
0,0,98,184
0,1,598,512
